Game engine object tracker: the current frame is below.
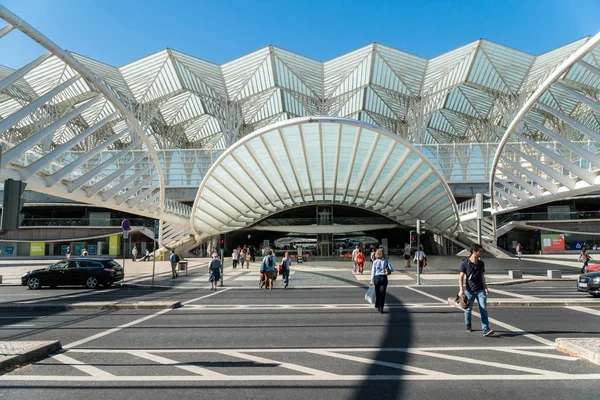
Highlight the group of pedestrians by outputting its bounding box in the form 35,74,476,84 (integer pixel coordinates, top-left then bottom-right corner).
259,250,291,289
232,245,253,269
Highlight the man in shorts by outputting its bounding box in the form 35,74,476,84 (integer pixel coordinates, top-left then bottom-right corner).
352,245,360,273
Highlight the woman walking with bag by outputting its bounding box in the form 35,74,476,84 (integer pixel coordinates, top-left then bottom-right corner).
262,250,276,290
208,253,221,290
370,249,394,314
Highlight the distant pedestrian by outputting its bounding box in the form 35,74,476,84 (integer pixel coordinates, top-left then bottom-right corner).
579,248,592,273
413,245,426,274
81,248,88,257
356,250,365,274
208,253,221,290
370,248,376,263
66,247,71,260
132,246,138,262
261,250,276,290
232,246,240,269
516,243,523,260
245,248,251,268
403,242,411,268
141,249,150,261
250,245,256,263
370,249,394,313
352,245,360,273
169,250,179,278
459,243,494,336
280,251,292,289
239,247,246,269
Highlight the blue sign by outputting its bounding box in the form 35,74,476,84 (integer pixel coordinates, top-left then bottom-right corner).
154,220,159,240
88,245,97,255
573,241,585,250
6,246,14,255
121,219,131,231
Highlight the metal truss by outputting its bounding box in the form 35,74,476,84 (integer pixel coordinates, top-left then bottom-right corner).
0,6,190,245
191,117,460,238
490,32,600,213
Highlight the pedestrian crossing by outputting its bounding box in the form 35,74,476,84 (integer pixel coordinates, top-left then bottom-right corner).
3,346,597,382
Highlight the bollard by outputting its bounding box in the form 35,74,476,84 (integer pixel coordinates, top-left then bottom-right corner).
547,270,562,279
508,270,523,279
0,275,2,284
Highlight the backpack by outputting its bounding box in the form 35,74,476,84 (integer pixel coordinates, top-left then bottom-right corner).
175,254,180,262
267,256,274,267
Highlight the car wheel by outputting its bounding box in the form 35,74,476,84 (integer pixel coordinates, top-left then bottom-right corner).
86,276,99,289
27,277,41,290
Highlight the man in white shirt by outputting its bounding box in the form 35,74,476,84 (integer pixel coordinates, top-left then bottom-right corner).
351,245,360,273
232,246,240,269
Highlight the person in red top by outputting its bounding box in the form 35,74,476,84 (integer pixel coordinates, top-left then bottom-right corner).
356,250,366,274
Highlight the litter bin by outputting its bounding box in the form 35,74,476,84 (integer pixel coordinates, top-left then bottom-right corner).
178,261,188,276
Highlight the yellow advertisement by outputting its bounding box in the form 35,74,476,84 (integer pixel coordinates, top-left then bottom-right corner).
109,235,120,256
30,242,45,256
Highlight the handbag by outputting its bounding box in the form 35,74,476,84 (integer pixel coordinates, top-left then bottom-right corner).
365,286,375,304
384,261,392,275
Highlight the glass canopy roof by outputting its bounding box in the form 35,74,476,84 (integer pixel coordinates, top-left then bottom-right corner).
191,117,460,237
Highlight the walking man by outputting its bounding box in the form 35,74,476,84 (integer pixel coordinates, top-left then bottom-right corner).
516,243,523,260
352,245,360,273
458,243,494,336
169,250,179,279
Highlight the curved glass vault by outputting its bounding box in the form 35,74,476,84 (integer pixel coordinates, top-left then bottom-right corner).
191,117,460,237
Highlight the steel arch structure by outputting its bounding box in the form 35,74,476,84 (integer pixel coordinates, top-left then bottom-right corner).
191,117,460,237
490,32,600,212
0,6,190,243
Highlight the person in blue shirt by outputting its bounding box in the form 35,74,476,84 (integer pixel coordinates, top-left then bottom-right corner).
169,250,179,279
458,243,494,336
370,248,394,313
208,253,221,290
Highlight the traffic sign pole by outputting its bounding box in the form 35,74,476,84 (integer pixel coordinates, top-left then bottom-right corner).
121,219,131,282
152,220,159,287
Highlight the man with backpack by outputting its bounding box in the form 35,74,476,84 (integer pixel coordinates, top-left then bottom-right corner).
261,250,276,290
170,250,179,279
458,243,494,336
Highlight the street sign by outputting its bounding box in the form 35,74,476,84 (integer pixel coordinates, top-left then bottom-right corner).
123,231,129,239
154,220,159,240
263,239,270,249
121,219,131,231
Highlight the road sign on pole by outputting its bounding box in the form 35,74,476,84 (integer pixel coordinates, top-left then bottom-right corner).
154,220,159,240
121,219,130,282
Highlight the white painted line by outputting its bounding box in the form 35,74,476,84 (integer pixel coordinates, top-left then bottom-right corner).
182,287,231,305
409,349,572,377
404,286,555,346
67,345,555,353
52,353,114,378
63,288,231,348
0,316,43,319
493,348,578,361
8,324,35,327
219,350,339,377
404,286,448,303
566,306,600,317
307,349,452,376
488,288,535,299
127,350,225,377
2,374,600,381
180,303,451,311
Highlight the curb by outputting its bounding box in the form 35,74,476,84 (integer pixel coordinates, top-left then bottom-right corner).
556,338,600,366
0,341,62,374
0,301,182,311
489,278,577,286
447,297,600,307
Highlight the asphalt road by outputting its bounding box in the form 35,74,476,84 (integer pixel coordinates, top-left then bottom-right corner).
1,284,599,400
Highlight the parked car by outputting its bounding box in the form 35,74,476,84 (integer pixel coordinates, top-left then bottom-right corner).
21,258,123,290
577,271,600,297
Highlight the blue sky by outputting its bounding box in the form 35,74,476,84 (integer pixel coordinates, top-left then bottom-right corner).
0,0,598,68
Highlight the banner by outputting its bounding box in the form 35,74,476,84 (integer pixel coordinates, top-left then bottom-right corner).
109,235,120,256
541,233,565,251
30,242,45,256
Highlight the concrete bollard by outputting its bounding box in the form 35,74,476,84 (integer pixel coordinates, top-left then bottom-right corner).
508,270,523,279
547,270,562,279
0,275,2,284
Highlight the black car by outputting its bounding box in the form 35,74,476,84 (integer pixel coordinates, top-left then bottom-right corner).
21,258,123,290
577,271,600,297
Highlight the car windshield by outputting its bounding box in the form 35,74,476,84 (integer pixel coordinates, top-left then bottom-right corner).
49,261,68,270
